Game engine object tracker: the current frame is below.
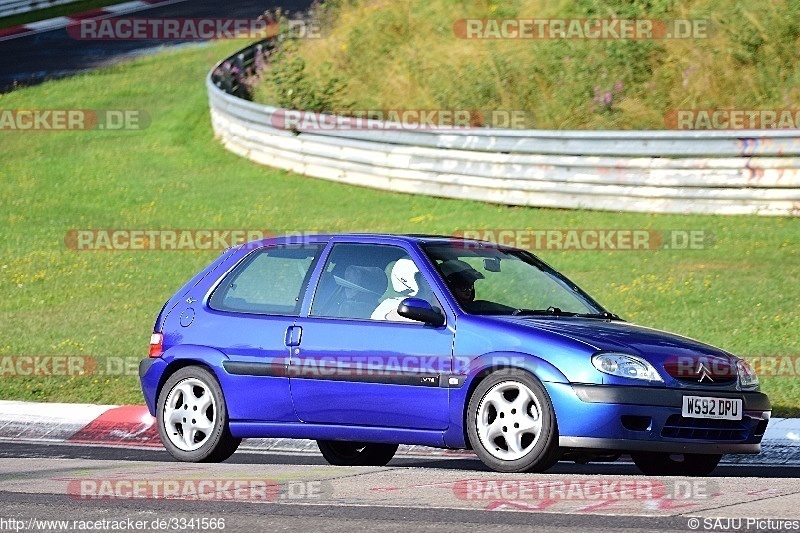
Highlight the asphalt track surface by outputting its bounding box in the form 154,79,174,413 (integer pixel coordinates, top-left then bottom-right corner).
0,0,314,92
2,441,800,532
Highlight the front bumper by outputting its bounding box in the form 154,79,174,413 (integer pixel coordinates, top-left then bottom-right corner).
547,383,770,455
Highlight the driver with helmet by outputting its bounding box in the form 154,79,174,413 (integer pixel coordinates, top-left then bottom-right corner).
439,259,484,306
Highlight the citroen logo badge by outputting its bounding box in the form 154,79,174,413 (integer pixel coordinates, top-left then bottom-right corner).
696,361,714,383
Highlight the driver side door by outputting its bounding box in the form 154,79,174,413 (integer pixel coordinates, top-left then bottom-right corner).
289,241,455,430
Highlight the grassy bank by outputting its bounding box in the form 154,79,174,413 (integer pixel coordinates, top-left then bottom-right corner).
254,0,800,129
0,40,798,413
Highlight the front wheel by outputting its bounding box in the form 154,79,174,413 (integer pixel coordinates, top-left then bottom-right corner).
317,440,398,466
156,366,241,462
466,370,560,473
630,452,722,476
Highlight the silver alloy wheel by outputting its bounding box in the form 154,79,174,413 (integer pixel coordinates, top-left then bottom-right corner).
475,380,543,461
163,377,216,452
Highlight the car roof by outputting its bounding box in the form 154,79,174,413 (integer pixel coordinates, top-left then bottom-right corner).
242,233,501,249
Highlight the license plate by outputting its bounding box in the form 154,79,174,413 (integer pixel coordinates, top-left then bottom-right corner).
682,396,743,420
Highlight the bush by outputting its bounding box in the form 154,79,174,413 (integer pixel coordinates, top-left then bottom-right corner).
257,41,351,112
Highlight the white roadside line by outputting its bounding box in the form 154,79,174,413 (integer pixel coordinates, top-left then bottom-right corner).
0,400,114,421
103,1,152,14
0,0,189,42
24,16,72,31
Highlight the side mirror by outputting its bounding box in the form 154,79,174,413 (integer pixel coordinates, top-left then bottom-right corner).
397,298,445,326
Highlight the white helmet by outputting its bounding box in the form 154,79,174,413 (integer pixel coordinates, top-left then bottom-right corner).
391,258,419,295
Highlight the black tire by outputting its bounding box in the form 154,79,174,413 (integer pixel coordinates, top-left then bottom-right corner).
317,440,398,466
630,452,722,476
156,366,241,462
466,369,560,473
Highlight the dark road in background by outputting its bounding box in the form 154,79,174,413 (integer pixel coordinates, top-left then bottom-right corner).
0,0,314,92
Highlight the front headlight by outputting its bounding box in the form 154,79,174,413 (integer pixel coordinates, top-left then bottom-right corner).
592,352,664,382
736,358,759,388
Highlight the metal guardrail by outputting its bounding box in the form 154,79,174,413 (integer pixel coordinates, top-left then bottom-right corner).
0,0,79,18
207,40,800,217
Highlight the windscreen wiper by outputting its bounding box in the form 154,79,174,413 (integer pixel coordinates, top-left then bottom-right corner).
511,306,575,316
511,308,621,320
572,311,622,320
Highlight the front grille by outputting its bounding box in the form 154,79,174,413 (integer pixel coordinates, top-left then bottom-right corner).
663,355,737,386
660,415,749,441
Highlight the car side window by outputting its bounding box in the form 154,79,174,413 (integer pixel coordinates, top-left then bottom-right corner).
310,243,440,322
209,244,323,315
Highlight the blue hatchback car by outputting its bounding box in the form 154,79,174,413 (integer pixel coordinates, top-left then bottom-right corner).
140,234,770,475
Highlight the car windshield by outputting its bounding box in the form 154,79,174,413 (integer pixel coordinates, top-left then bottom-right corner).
422,242,604,316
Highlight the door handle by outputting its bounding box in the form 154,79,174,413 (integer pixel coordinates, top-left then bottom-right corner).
284,326,302,347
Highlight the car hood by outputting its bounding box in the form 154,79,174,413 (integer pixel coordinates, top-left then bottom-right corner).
493,316,732,363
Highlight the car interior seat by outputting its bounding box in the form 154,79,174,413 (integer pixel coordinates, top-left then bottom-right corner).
336,265,388,319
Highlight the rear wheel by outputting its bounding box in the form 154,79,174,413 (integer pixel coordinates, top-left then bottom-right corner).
316,440,398,466
157,366,241,462
466,369,560,473
630,452,722,476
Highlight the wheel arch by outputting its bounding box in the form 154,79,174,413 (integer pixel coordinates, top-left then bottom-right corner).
155,345,229,403
458,352,567,450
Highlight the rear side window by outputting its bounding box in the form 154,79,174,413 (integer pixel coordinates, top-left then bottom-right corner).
209,244,323,316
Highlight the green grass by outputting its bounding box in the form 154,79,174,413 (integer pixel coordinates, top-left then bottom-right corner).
0,39,799,415
0,0,132,29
